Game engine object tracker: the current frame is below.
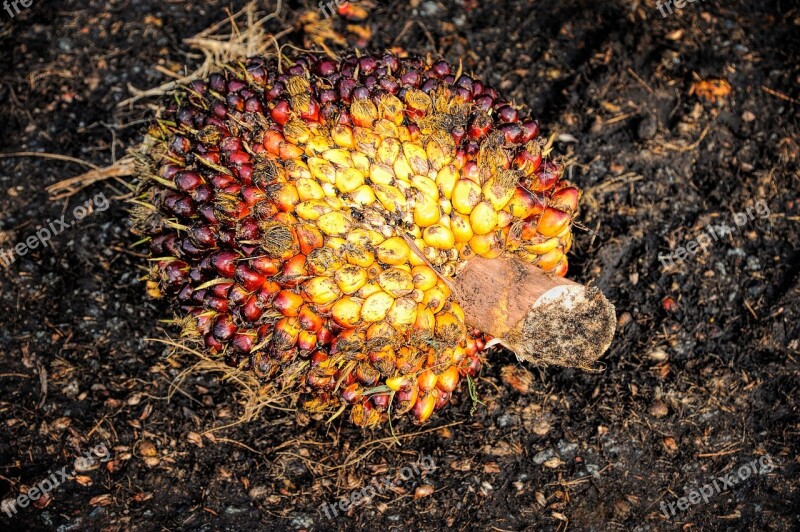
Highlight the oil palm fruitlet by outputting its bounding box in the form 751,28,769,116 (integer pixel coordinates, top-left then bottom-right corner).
133,52,585,427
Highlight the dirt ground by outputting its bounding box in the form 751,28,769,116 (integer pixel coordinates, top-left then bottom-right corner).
1,0,798,530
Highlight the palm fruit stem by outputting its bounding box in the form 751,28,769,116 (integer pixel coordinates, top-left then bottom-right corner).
453,255,615,370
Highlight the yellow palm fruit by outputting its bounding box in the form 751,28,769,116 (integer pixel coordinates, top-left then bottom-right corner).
375,237,411,265
324,196,344,211
507,186,544,219
497,210,514,228
330,296,363,328
412,305,436,340
450,212,474,243
351,151,370,173
374,184,406,212
422,224,455,250
295,200,332,221
284,159,312,180
351,99,379,127
295,178,325,201
536,249,566,271
411,265,438,291
393,153,414,181
321,148,353,168
318,211,353,236
347,228,384,248
387,297,418,331
439,214,451,229
426,137,453,171
307,157,336,184
344,244,376,268
482,178,515,211
335,167,365,193
449,301,465,323
470,230,504,259
422,285,448,314
373,118,399,138
366,321,397,350
325,237,347,253
414,196,441,227
331,124,355,148
435,312,466,346
304,134,333,156
377,267,414,297
452,179,482,215
334,265,368,294
369,162,395,185
377,93,405,125
354,127,380,157
361,291,395,322
411,175,439,201
436,165,459,199
439,197,452,215
436,365,461,393
356,281,382,299
403,142,429,175
408,239,426,267
307,247,344,275
469,201,499,235
283,119,311,144
524,236,560,255
413,393,436,423
562,230,573,253
302,277,341,305
321,181,338,198
366,262,382,279
346,184,376,207
376,137,401,165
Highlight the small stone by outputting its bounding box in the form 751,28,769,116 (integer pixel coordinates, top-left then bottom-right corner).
649,399,669,418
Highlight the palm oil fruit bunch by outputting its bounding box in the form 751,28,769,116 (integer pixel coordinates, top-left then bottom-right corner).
134,52,579,427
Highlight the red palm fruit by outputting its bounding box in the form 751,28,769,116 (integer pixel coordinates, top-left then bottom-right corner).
460,355,482,377
273,290,304,317
412,393,436,423
279,254,308,286
270,101,291,125
342,383,363,404
394,385,419,414
317,327,333,346
212,314,236,340
229,284,251,306
242,295,265,321
355,362,381,386
233,331,256,353
537,207,571,237
273,317,301,350
295,224,324,255
234,264,265,291
298,305,324,332
435,390,451,410
371,393,391,411
251,256,280,276
297,330,318,351
550,186,580,213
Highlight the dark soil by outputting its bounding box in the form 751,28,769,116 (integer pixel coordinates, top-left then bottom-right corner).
1,0,798,530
